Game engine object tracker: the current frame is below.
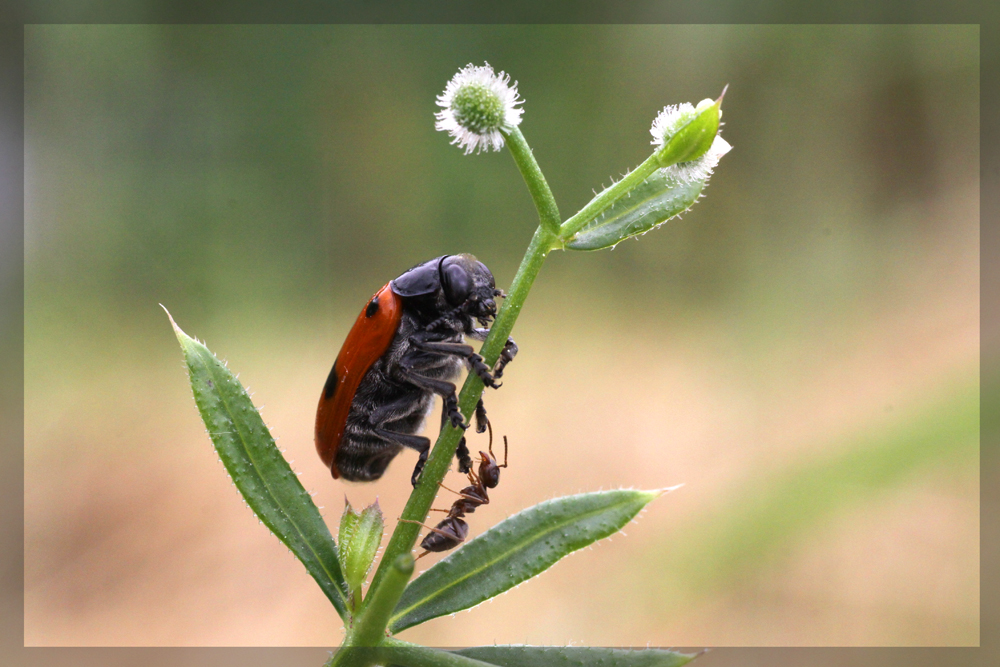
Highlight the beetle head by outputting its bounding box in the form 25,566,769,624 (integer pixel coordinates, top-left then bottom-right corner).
440,254,498,323
392,254,502,329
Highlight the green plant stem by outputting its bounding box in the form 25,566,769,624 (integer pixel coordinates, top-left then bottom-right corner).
348,555,413,647
504,126,562,237
340,128,560,658
362,227,555,615
558,152,661,241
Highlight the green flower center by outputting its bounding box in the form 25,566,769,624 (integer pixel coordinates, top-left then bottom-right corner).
451,83,505,134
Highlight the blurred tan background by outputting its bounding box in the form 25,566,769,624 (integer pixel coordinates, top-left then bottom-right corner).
23,25,978,647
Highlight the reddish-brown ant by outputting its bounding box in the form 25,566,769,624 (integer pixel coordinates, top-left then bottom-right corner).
400,422,508,559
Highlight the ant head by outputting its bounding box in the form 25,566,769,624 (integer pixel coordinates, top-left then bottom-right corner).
481,434,509,488
478,450,501,488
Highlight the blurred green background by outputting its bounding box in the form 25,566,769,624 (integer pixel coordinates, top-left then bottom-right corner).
23,25,979,646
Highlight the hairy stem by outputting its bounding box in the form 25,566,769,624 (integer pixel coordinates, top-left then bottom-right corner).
504,126,562,237
558,151,661,241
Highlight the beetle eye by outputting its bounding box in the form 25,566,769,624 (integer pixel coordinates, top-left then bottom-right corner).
442,261,473,306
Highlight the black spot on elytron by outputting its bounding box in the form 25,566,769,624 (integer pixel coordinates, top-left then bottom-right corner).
365,296,379,318
323,361,338,399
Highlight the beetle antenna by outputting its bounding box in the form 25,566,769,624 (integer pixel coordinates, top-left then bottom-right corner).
425,307,462,332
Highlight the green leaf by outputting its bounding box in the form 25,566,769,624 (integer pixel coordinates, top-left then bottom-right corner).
165,307,350,619
389,488,669,632
454,647,699,667
654,95,722,168
339,499,362,556
340,499,385,599
564,167,709,251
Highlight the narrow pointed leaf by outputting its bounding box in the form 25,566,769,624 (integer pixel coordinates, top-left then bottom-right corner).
455,646,699,667
390,489,667,632
166,308,350,618
565,137,729,252
566,169,703,251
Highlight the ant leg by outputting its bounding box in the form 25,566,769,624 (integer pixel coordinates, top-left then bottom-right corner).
438,481,464,495
398,518,465,540
438,481,469,495
438,481,481,501
373,428,430,486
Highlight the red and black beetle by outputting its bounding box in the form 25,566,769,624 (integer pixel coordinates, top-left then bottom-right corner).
315,254,517,485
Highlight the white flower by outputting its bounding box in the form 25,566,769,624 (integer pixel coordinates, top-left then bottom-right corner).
663,135,732,185
435,63,524,154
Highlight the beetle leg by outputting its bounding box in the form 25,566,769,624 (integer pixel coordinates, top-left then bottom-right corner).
367,393,426,427
372,428,430,486
456,435,473,473
441,409,474,473
398,369,468,431
474,398,489,434
493,337,518,379
409,338,499,388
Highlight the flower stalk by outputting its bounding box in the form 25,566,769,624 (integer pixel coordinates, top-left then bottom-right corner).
504,126,562,237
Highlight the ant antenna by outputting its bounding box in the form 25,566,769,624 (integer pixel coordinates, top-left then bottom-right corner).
501,435,509,468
